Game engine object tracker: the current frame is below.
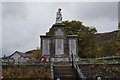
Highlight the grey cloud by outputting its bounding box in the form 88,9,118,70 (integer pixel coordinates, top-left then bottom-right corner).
118,1,120,22
74,2,118,20
2,2,28,19
51,2,118,20
0,2,2,57
2,2,29,56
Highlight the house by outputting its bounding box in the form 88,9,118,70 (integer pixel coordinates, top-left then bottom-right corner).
2,51,29,62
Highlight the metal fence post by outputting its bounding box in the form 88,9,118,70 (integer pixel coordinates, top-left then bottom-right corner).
71,51,73,68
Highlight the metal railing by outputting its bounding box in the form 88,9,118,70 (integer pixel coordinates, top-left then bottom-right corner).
78,59,120,64
51,60,54,80
2,60,50,63
2,59,120,65
1,60,52,66
73,57,87,80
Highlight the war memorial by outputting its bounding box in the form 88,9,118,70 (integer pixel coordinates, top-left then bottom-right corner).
2,7,120,80
40,8,78,62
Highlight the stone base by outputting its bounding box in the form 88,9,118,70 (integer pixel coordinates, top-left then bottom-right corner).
53,23,65,27
49,57,79,62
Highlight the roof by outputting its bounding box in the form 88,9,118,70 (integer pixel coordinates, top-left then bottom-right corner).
3,51,29,59
14,51,29,58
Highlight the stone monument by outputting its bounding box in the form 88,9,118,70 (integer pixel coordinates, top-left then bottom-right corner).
40,8,78,62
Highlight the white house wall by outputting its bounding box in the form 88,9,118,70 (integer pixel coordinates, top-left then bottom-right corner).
10,53,21,60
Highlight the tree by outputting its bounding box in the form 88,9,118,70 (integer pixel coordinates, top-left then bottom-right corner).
117,22,120,56
118,22,120,29
101,40,116,56
46,20,97,58
29,48,41,60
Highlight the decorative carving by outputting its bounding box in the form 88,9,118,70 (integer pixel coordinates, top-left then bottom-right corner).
55,29,63,35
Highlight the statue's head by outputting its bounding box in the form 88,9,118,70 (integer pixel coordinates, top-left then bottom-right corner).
58,8,61,11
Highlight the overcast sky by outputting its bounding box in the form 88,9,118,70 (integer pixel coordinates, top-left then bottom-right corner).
1,2,119,57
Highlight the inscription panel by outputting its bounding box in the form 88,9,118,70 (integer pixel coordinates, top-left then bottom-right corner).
69,39,76,55
42,39,50,55
55,39,64,55
55,29,63,35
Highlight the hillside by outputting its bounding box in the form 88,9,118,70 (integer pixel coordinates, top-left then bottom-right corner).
96,30,120,56
96,30,119,42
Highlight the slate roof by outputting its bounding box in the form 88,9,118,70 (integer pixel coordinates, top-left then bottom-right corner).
2,51,29,59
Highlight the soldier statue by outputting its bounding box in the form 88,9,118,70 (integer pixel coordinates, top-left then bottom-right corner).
56,8,62,24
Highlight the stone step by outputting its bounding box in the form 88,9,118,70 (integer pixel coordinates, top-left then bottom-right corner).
54,66,79,80
54,66,73,70
54,69,76,73
54,75,79,80
54,71,76,75
53,68,73,71
54,74,77,77
54,65,72,67
54,70,75,73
